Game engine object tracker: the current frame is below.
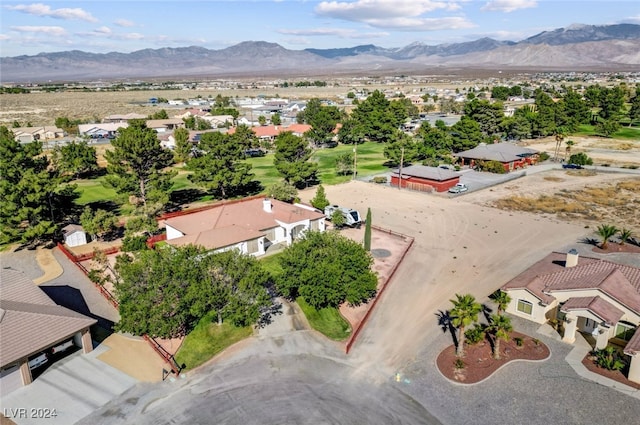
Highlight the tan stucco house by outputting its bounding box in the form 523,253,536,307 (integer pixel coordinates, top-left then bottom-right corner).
0,269,96,394
164,197,326,256
501,250,640,384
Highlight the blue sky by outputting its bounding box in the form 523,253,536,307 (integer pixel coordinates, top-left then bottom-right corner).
1,1,639,57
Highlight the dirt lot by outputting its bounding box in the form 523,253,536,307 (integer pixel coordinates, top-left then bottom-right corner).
523,136,640,167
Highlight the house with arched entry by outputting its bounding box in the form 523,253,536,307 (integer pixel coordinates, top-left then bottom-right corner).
163,197,325,256
501,250,640,384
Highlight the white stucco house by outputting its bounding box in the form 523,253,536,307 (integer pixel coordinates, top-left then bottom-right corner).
163,197,325,256
501,249,640,384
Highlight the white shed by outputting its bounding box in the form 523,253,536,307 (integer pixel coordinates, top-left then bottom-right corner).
62,224,88,247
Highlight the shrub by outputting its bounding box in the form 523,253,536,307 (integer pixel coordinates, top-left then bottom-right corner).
539,152,550,161
532,338,540,346
477,160,506,174
464,325,486,345
122,235,149,252
514,337,524,347
568,152,593,166
454,358,465,370
594,346,626,371
372,176,388,184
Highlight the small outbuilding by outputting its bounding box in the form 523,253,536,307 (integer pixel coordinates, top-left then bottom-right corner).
390,165,460,192
62,224,88,247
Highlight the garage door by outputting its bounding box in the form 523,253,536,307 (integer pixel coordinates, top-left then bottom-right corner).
0,365,23,395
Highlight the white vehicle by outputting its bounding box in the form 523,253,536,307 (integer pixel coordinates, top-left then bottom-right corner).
448,183,468,194
51,340,75,355
324,205,362,227
28,353,48,370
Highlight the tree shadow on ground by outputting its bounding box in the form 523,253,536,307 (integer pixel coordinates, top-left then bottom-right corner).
436,309,458,348
257,302,284,329
581,237,599,246
169,188,208,209
83,200,121,215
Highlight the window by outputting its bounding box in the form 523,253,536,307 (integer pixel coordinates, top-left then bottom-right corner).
615,322,637,342
517,299,533,315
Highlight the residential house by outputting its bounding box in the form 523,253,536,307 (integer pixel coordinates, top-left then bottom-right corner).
164,197,326,256
102,113,146,123
454,142,538,172
390,165,460,192
0,269,96,394
501,250,640,384
78,122,128,138
12,126,64,143
145,119,185,133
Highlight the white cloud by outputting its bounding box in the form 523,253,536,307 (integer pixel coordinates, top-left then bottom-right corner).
619,15,640,25
368,16,474,31
278,27,389,39
114,19,135,28
316,0,456,20
481,0,537,13
0,34,10,41
5,3,97,22
10,26,67,36
94,26,112,35
122,33,145,40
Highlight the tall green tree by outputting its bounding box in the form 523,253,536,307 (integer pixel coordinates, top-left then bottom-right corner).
450,293,482,357
114,245,271,338
80,207,118,241
463,99,504,138
0,127,74,244
104,120,175,211
51,140,98,178
172,127,192,164
349,90,402,143
363,208,372,252
187,132,256,199
449,116,486,152
335,152,354,176
488,314,512,360
266,181,298,203
628,87,640,127
310,185,330,211
299,98,343,146
277,231,377,308
273,131,318,188
383,133,420,166
489,289,511,316
271,113,282,125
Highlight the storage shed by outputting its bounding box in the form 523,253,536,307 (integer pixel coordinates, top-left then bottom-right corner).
62,224,87,247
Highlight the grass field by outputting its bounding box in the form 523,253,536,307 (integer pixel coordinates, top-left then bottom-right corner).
174,311,253,370
73,141,389,212
574,124,640,141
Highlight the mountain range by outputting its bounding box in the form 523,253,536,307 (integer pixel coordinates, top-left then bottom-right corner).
2,24,640,83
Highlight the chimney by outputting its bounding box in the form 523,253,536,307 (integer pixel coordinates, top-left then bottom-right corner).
263,198,273,213
565,249,579,268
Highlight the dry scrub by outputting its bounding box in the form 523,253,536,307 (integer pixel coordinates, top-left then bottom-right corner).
493,180,640,229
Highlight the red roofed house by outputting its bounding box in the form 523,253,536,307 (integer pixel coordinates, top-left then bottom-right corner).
501,250,640,384
164,198,326,256
390,165,461,192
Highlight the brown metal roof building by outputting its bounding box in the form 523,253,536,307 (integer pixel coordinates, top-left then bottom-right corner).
0,268,96,394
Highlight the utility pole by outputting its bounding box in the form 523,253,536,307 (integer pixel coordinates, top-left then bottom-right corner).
352,142,358,180
398,146,405,190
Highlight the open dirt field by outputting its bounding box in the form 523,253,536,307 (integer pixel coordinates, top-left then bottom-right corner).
522,136,640,167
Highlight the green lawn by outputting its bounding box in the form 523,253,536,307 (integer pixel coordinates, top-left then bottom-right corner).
296,296,351,341
174,311,253,370
73,142,388,214
259,252,284,277
574,124,640,141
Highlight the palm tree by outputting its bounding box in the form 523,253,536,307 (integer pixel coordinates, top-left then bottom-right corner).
488,314,513,360
564,140,575,162
597,224,619,249
450,293,483,357
619,228,633,245
489,289,511,316
554,132,565,162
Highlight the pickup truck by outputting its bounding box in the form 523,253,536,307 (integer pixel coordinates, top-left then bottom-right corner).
448,183,468,194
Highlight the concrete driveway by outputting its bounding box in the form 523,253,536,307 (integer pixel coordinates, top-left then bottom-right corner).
0,347,137,425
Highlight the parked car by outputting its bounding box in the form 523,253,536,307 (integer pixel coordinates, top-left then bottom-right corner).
562,163,583,169
245,149,265,158
28,353,48,370
448,183,468,194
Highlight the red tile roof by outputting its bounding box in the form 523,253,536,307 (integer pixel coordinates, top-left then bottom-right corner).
560,296,624,325
502,252,640,314
164,198,324,249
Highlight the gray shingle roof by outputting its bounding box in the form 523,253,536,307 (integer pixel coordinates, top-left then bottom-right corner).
454,142,538,162
392,165,459,181
0,269,96,367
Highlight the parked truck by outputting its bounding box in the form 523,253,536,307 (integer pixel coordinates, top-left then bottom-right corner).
324,205,362,228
